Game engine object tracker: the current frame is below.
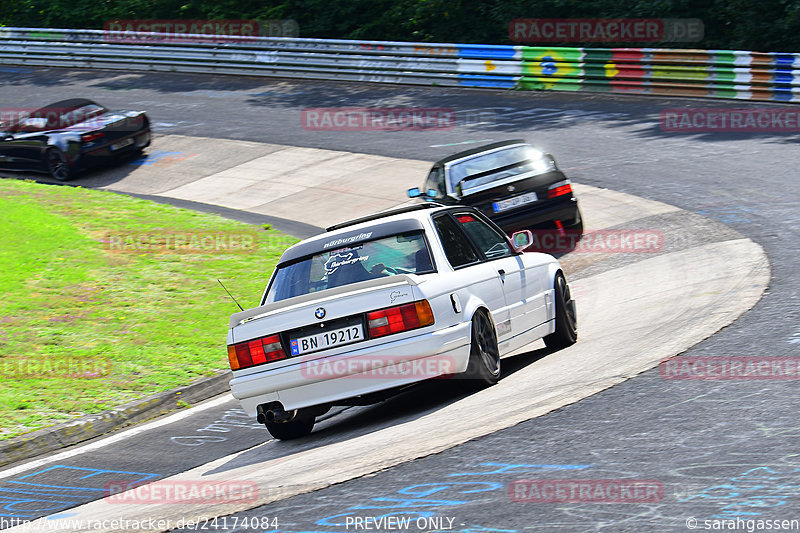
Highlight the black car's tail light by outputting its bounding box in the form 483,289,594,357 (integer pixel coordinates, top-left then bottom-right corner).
227,334,286,370
367,300,434,338
548,179,573,199
81,132,105,144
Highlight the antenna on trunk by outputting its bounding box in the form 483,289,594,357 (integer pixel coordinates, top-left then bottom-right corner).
217,279,244,311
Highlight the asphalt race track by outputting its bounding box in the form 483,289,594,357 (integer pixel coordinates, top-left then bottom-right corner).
1,67,799,532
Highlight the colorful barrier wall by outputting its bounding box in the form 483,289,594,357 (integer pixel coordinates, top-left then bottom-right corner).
0,27,797,102
519,47,800,101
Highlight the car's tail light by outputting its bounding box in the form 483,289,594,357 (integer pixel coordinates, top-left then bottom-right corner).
548,179,573,199
81,132,105,144
367,300,434,338
227,334,286,370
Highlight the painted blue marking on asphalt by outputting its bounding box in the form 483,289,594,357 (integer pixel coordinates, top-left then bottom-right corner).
0,495,77,515
398,482,503,497
351,497,467,509
318,511,436,526
0,487,84,498
129,150,185,166
0,465,158,517
12,465,158,491
448,462,592,476
313,463,592,528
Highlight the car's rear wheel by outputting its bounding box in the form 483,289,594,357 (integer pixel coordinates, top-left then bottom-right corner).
265,415,315,440
45,148,72,181
567,215,583,235
461,310,501,387
544,272,578,350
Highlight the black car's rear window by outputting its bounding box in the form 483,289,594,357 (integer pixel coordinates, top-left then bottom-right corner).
3,103,106,133
449,145,546,192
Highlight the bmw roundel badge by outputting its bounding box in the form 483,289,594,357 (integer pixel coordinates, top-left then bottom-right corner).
315,307,326,319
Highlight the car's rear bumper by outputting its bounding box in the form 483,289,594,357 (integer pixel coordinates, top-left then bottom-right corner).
488,196,581,234
80,129,150,162
230,321,472,416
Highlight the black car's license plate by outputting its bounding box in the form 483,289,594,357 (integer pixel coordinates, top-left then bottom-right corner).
493,191,538,213
110,138,134,151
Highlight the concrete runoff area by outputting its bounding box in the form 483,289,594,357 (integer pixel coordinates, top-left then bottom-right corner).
86,135,680,231
6,136,769,532
84,135,427,228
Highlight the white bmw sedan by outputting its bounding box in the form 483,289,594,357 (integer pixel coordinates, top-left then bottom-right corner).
227,204,577,439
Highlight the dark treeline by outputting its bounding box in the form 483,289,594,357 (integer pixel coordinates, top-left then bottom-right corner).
1,0,799,52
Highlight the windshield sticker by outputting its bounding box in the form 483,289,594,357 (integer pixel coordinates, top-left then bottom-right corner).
323,231,373,249
324,252,370,275
329,244,362,255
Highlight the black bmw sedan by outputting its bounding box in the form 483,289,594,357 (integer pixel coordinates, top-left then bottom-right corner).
408,140,582,234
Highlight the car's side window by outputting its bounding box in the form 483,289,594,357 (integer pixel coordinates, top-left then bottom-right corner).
424,167,446,197
433,215,480,268
454,213,513,260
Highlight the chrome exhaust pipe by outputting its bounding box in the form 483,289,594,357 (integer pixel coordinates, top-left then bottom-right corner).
256,404,296,424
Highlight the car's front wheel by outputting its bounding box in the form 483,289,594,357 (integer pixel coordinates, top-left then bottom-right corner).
45,148,72,181
543,272,578,350
460,310,501,387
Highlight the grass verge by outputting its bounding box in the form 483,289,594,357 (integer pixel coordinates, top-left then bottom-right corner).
0,178,297,440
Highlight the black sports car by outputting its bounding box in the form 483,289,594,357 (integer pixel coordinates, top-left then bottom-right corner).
0,98,150,180
408,140,582,234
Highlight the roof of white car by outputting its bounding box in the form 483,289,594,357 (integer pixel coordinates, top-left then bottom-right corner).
277,203,453,265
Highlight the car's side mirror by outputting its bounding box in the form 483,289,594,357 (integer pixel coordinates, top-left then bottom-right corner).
510,230,534,253
407,187,421,198
425,188,437,199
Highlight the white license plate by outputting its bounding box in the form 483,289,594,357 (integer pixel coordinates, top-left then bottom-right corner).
290,324,363,356
492,191,538,213
110,138,134,151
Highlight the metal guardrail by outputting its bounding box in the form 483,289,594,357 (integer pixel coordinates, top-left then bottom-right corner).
0,27,798,101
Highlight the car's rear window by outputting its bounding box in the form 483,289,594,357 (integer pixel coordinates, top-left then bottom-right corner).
449,145,542,192
4,104,106,133
265,231,435,303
